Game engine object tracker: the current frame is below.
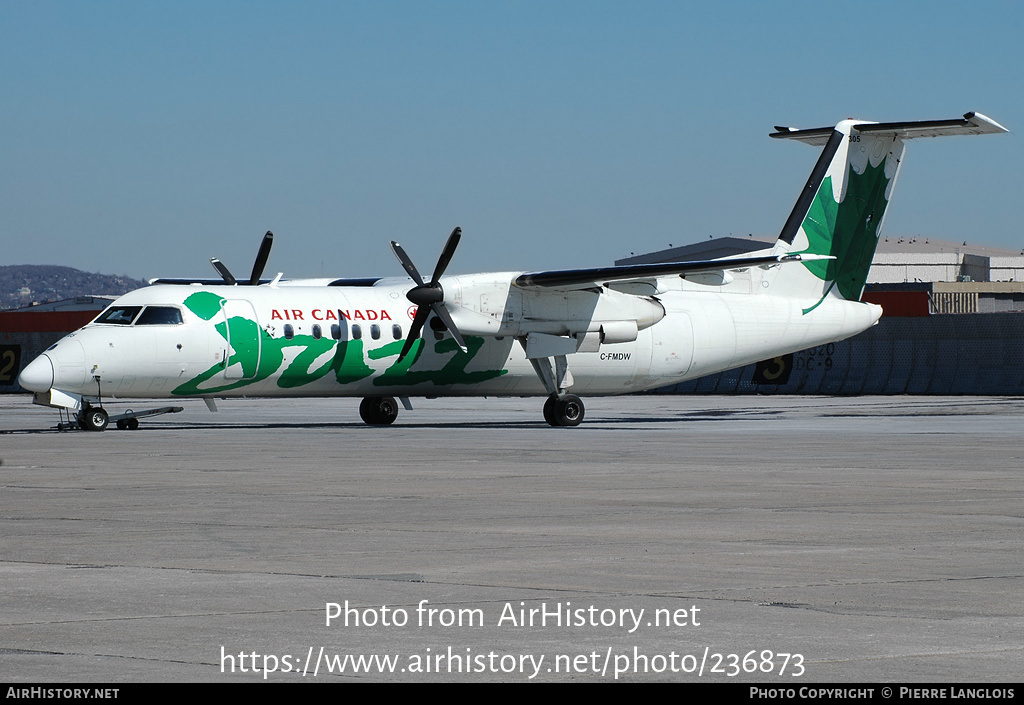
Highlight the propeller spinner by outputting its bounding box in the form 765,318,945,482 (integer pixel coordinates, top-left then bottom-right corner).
210,231,275,285
391,227,468,362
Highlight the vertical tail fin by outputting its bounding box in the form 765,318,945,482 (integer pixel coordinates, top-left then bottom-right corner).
767,112,1007,308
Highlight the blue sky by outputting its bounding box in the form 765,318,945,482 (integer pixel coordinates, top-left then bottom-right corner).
3,1,1021,281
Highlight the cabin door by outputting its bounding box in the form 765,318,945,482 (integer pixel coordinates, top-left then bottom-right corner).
220,299,262,380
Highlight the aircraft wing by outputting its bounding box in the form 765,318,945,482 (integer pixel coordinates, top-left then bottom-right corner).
148,277,256,286
770,111,1008,146
514,253,828,289
148,276,384,287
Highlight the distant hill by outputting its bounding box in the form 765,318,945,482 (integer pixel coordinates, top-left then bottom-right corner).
0,265,148,310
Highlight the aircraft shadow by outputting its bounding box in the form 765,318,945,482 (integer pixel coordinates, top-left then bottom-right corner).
3,408,784,434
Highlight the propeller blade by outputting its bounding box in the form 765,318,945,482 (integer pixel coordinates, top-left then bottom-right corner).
431,303,468,353
210,258,237,285
397,307,430,362
430,227,461,284
249,231,274,285
390,241,425,286
392,227,468,360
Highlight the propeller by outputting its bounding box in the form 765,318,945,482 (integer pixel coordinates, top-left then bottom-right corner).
391,227,467,362
210,231,275,285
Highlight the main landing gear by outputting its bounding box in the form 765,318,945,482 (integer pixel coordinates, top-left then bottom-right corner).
354,394,586,427
524,346,584,427
359,396,399,425
543,393,585,427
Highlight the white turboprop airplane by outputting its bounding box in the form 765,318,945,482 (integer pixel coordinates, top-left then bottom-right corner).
18,112,1007,430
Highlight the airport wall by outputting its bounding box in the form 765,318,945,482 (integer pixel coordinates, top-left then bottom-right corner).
659,312,1024,395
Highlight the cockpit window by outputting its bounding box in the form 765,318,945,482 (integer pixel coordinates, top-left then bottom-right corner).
135,306,184,325
95,306,142,325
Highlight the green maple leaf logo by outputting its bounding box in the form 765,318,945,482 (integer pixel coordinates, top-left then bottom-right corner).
796,158,891,302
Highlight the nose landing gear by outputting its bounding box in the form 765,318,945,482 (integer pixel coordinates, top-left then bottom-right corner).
79,406,109,432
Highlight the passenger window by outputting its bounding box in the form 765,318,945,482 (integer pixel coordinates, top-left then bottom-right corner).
135,306,183,325
370,324,380,340
392,324,402,340
351,324,362,340
331,324,341,340
94,306,142,325
312,324,322,340
284,324,294,340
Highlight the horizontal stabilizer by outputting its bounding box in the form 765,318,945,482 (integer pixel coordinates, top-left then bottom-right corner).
770,112,1008,146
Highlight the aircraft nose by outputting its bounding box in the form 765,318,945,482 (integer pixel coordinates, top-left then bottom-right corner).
18,354,54,393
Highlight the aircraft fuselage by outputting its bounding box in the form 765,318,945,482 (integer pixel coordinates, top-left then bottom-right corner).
28,276,878,402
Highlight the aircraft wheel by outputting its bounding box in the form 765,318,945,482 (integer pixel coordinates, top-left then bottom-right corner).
359,396,399,425
543,395,558,426
551,394,585,427
81,407,110,432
